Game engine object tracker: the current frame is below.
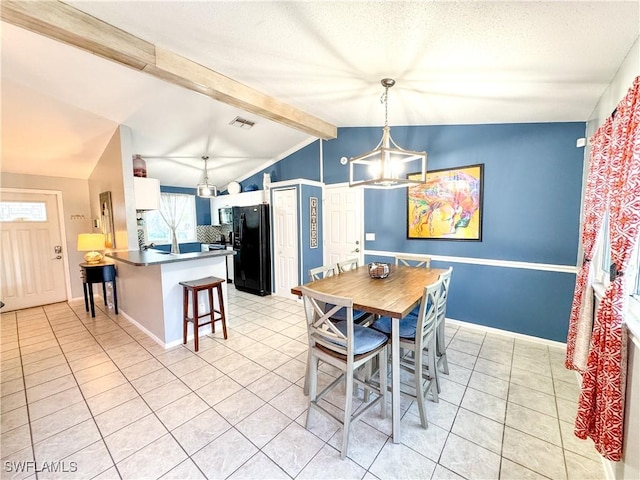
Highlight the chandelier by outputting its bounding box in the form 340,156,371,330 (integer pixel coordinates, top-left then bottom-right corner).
348,78,427,188
196,156,218,197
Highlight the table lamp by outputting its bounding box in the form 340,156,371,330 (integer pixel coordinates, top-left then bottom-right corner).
77,233,105,264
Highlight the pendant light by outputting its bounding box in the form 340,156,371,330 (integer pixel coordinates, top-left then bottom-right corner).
196,155,218,197
348,78,427,188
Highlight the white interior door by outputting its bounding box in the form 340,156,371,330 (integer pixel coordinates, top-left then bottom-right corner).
0,191,67,311
273,188,298,298
324,184,363,265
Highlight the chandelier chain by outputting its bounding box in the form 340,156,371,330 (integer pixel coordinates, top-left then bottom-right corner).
381,88,389,127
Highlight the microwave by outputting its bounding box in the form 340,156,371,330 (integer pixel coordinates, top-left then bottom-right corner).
219,207,232,225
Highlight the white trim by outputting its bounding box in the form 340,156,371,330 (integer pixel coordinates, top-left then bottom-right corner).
594,281,640,350
270,178,324,189
231,137,319,185
365,249,578,274
447,316,568,349
319,139,324,184
119,309,211,349
0,187,72,303
602,458,615,480
325,182,350,189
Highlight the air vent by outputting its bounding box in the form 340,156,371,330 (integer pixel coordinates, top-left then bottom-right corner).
229,116,255,129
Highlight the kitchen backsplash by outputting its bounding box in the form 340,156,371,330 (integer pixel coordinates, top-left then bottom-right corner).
197,225,232,244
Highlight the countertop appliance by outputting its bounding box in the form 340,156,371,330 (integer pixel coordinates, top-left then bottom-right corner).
232,204,271,296
219,207,232,225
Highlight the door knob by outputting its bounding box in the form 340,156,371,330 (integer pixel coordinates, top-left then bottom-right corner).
351,248,360,253
53,255,62,260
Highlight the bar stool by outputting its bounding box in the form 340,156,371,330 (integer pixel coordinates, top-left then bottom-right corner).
179,276,228,351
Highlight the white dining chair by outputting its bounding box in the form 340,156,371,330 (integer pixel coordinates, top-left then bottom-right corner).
309,264,337,281
301,286,388,459
337,258,359,273
435,267,453,382
395,253,432,268
371,278,442,428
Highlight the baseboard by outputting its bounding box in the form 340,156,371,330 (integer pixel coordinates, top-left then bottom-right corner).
446,317,567,349
118,309,212,350
602,458,615,480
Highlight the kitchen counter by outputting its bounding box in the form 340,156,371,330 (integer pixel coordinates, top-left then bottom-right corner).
106,248,234,266
106,249,233,348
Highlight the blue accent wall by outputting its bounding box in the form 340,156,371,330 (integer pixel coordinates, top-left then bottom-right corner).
270,183,324,287
240,141,321,190
269,122,585,342
301,184,324,283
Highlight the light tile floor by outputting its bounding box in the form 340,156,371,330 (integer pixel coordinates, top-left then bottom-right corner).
0,288,606,480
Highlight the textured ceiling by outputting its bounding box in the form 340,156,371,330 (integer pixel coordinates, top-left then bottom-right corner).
1,1,639,189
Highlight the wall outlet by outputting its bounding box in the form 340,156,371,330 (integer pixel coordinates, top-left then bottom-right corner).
365,233,375,241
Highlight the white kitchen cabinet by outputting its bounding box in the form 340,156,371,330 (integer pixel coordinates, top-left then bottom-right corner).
211,190,268,225
134,177,160,210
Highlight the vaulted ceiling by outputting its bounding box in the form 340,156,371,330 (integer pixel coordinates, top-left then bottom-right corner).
1,1,638,190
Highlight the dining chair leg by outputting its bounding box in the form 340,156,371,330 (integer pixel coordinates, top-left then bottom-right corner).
341,369,354,460
379,347,388,418
303,352,311,396
437,321,449,375
427,339,439,404
305,355,319,428
414,348,428,429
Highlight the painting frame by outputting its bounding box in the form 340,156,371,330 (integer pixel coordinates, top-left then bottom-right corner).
99,191,116,249
407,163,484,241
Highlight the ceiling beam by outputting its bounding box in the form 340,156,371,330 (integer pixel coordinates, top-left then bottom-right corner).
1,0,337,140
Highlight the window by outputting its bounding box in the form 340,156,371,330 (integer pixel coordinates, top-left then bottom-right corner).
0,201,46,222
145,193,196,244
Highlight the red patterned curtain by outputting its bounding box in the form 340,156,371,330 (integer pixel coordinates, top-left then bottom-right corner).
574,76,640,461
565,117,612,372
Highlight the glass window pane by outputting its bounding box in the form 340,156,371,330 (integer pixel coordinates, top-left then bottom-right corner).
0,202,47,222
144,193,196,243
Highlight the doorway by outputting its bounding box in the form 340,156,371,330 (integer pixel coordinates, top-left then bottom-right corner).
272,188,299,299
323,184,363,265
0,190,68,311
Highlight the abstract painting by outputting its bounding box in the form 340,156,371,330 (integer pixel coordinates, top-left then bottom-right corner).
407,164,483,240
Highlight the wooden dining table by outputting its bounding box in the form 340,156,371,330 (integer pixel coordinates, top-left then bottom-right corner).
291,263,446,443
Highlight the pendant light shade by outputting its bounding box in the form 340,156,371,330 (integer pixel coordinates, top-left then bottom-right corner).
348,78,427,188
196,156,218,198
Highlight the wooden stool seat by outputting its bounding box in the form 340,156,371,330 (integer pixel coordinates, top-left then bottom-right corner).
179,276,228,351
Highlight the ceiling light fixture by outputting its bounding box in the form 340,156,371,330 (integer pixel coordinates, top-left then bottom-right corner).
196,156,218,197
348,78,427,188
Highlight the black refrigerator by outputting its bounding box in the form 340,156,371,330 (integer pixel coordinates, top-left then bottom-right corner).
232,204,271,296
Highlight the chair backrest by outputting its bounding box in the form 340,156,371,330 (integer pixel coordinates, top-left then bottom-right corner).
395,253,431,268
300,286,354,357
414,279,442,348
337,258,359,273
309,264,337,282
436,267,453,321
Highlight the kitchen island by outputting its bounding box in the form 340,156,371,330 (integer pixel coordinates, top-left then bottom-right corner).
106,249,235,348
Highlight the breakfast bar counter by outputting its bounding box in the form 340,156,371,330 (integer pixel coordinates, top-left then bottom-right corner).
106,249,235,348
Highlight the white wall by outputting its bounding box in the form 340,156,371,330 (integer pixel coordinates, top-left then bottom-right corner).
88,125,138,251
0,173,91,298
587,35,640,480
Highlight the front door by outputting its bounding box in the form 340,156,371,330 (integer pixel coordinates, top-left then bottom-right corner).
272,188,298,298
323,184,363,265
0,190,67,311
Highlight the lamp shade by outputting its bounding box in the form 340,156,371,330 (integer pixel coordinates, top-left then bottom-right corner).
77,233,105,264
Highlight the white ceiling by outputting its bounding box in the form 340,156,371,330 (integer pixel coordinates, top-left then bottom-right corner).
1,1,639,190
